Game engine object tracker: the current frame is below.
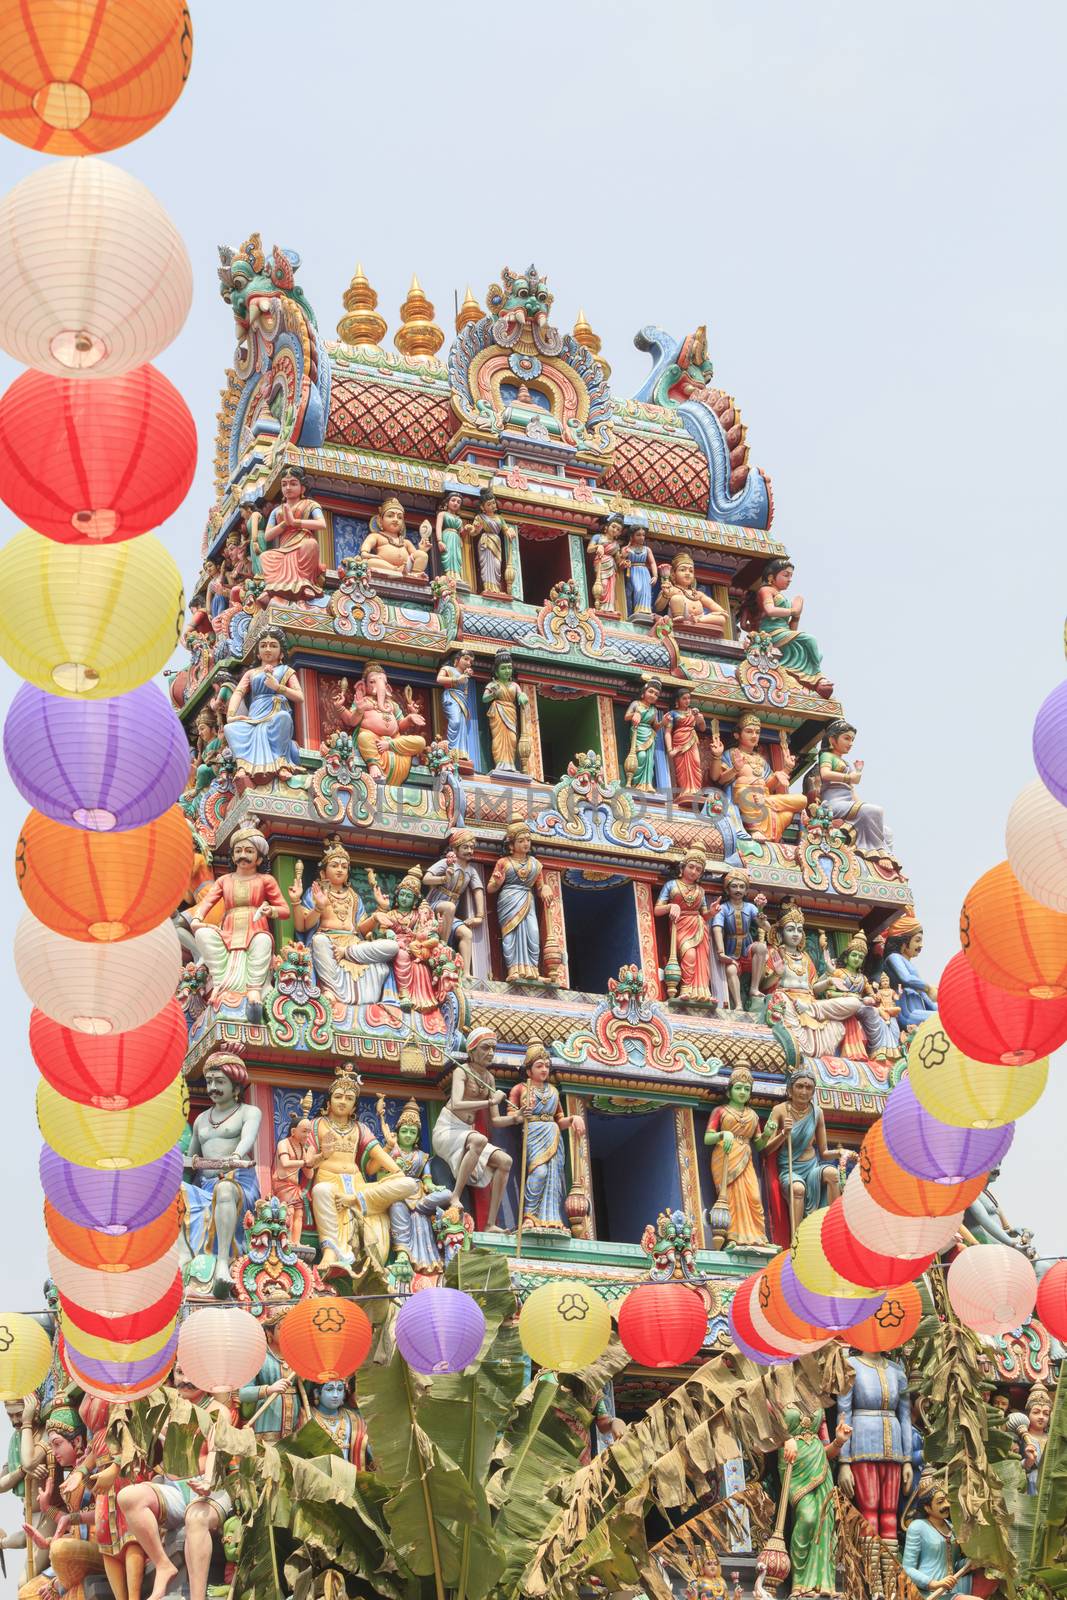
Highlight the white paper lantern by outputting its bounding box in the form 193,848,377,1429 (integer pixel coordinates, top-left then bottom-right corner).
1006,779,1067,915
47,1243,180,1316
842,1169,963,1258
15,912,182,1035
0,159,192,377
176,1309,267,1393
947,1244,1037,1336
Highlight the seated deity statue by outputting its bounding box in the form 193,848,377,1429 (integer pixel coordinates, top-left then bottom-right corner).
655,551,728,635
818,719,890,852
184,1052,262,1292
188,820,290,1021
360,495,430,578
259,464,326,601
708,713,806,842
288,836,398,1009
334,661,428,788
762,900,864,1057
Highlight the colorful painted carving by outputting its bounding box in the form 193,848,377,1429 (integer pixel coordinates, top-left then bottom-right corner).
361,495,431,579
763,1065,842,1232
704,1066,770,1248
487,821,553,982
189,820,290,1020
431,1027,521,1230
334,661,428,787
482,650,529,771
259,465,325,601
510,1042,585,1234
223,627,304,790
709,713,806,842
655,848,721,1004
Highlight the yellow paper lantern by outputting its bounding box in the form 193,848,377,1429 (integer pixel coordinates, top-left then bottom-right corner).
518,1280,611,1373
0,530,183,698
15,912,183,1035
37,1074,188,1170
908,1016,1048,1129
0,1313,53,1401
59,1314,177,1366
0,159,192,377
790,1208,876,1300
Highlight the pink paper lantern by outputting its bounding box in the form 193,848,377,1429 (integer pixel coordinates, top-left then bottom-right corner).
176,1309,267,1393
1006,779,1067,915
841,1170,964,1259
947,1245,1037,1336
47,1243,179,1316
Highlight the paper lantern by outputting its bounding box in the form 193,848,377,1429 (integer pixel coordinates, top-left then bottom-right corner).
947,1244,1037,1336
961,861,1067,999
1035,1260,1067,1341
0,530,183,698
841,1170,962,1259
61,1313,177,1365
907,1016,1048,1129
1006,779,1067,914
1034,680,1067,806
65,1329,177,1390
0,159,192,377
860,1119,986,1219
747,1277,827,1357
176,1310,266,1393
791,1208,877,1299
845,1283,923,1353
5,682,190,834
0,365,197,544
63,1351,171,1404
38,1074,187,1170
518,1281,611,1374
47,1244,180,1316
0,1313,53,1401
45,1199,179,1273
60,1271,182,1344
0,0,192,154
18,806,193,943
40,1145,182,1233
728,1278,789,1366
617,1283,707,1368
822,1195,934,1287
780,1256,883,1332
276,1297,372,1382
30,1001,187,1111
396,1288,486,1376
757,1254,834,1344
937,952,1067,1067
882,1079,1015,1182
16,912,183,1035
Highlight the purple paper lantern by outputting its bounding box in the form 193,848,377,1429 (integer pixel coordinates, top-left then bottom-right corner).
40,1143,182,1234
727,1300,787,1366
1034,680,1067,807
780,1257,883,1331
64,1329,178,1388
882,1080,1015,1183
395,1288,486,1375
4,681,189,832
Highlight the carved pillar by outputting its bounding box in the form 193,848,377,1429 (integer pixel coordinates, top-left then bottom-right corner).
541,866,567,986
522,685,545,782
597,693,620,783
568,533,590,609
633,880,664,999
295,666,314,748
250,1081,274,1204
566,1091,595,1241
674,1107,706,1248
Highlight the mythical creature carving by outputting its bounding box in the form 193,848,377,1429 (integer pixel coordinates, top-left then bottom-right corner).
534,749,673,851
641,1207,706,1285
232,1195,323,1314
486,264,564,357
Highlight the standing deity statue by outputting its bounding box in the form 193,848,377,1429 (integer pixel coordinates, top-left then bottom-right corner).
763,900,864,1057
624,677,664,792
432,1027,523,1230
902,1476,973,1597
436,648,477,766
1008,1382,1052,1495
708,713,806,842
271,1106,312,1251
309,1381,370,1468
656,551,729,635
748,556,833,698
883,913,938,1031
482,650,529,772
712,868,769,1011
375,1097,454,1274
487,821,553,982
190,820,290,1021
335,661,428,787
621,524,656,615
587,513,624,616
818,720,890,852
238,1317,305,1443
298,1068,420,1273
259,465,326,601
223,626,304,789
360,494,431,578
469,488,514,597
704,1065,770,1247
664,687,707,802
655,848,723,1004
185,1052,263,1289
763,1066,842,1233
509,1043,585,1233
777,1407,852,1598
422,828,486,975
837,1350,915,1542
434,489,469,580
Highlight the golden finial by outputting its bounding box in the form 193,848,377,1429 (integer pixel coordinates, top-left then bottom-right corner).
337,261,387,348
394,273,444,361
573,307,610,379
455,285,483,334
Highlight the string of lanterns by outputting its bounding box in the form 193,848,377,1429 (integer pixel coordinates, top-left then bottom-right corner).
0,0,196,1406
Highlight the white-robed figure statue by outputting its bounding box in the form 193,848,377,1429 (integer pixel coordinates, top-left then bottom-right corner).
431,1027,524,1231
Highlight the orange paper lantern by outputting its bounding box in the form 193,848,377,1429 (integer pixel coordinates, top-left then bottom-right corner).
961,861,1067,999
0,1,193,155
17,806,193,942
845,1282,923,1353
277,1296,373,1383
45,1199,178,1273
860,1120,987,1219
757,1253,833,1343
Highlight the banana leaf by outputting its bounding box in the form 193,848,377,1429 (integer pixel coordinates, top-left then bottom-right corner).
1019,1363,1067,1580
230,1490,284,1600
286,1454,402,1592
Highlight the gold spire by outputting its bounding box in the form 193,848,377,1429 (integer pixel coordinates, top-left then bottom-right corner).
337,261,387,348
394,274,444,361
455,284,483,334
573,307,610,379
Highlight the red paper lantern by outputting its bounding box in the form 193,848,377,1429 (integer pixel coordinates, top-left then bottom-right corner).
730,1272,791,1361
617,1283,708,1368
860,1119,987,1219
60,1271,182,1345
938,951,1067,1066
758,1253,833,1343
1036,1260,1067,1341
277,1297,373,1383
30,1000,187,1110
45,1199,179,1273
845,1282,923,1353
822,1197,933,1289
0,366,196,544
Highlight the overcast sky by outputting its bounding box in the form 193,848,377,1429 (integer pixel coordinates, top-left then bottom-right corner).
0,2,1062,1548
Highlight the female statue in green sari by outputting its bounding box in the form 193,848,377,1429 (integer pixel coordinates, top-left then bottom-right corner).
778,1404,851,1597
